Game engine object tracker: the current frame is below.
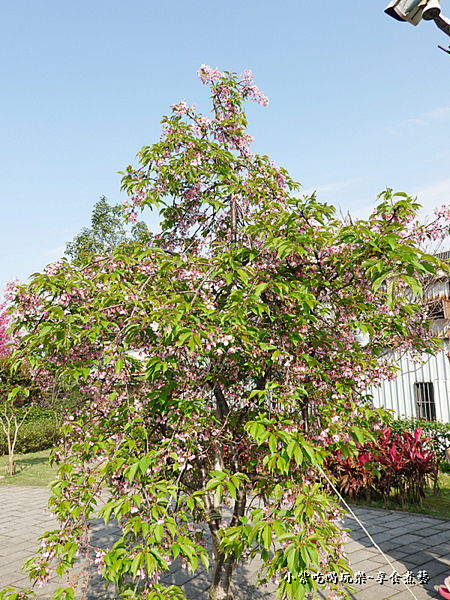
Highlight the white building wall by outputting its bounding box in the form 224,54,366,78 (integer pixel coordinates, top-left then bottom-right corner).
367,340,450,422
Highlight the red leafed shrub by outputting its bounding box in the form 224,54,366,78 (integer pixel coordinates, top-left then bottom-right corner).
326,450,375,501
325,427,437,507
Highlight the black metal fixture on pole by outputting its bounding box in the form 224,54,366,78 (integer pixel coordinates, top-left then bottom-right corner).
385,0,450,52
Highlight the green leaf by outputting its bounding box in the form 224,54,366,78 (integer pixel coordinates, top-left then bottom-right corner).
139,455,152,475
293,443,303,465
268,434,277,454
237,269,249,285
130,553,142,576
0,593,18,600
262,524,272,549
177,331,192,345
216,483,223,505
372,271,388,292
301,442,317,465
99,502,114,525
272,521,284,537
248,522,264,546
350,426,365,444
154,524,164,542
401,274,423,298
276,533,297,543
115,358,123,375
386,278,395,310
144,550,156,575
307,545,319,567
201,553,210,571
254,283,267,298
131,494,142,507
286,544,298,576
38,325,53,338
67,543,78,563
126,462,140,483
225,481,237,499
141,521,149,538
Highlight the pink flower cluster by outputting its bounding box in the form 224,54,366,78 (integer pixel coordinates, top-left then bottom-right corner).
172,100,196,116
197,64,222,84
240,69,269,106
0,302,10,357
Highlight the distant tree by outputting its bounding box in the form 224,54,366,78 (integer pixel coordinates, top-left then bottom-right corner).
65,196,151,264
0,306,44,476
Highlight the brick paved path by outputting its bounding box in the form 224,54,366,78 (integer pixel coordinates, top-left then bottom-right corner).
1,486,449,599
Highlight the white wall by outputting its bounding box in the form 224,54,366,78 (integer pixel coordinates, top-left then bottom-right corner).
366,340,450,423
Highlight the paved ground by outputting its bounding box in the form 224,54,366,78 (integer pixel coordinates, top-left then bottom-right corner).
1,486,449,599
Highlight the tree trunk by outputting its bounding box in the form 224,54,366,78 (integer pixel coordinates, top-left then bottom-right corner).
2,414,16,476
196,455,235,600
2,402,31,477
208,482,246,600
209,550,235,600
301,399,309,434
205,384,246,600
8,414,21,476
433,462,440,495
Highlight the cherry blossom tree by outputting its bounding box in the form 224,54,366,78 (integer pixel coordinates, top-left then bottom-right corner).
2,66,450,600
0,303,9,358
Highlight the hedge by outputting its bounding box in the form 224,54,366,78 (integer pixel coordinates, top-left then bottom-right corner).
0,420,57,455
8,406,56,426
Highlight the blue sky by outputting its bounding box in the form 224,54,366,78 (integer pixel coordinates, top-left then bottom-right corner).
2,1,450,291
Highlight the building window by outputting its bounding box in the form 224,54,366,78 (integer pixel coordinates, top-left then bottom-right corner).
415,382,436,421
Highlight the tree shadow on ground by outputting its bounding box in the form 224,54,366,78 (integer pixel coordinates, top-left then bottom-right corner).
10,454,50,475
344,505,446,599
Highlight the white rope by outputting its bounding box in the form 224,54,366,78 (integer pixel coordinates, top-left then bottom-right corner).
317,464,420,600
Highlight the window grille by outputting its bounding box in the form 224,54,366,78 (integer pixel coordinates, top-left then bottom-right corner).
414,382,436,421
435,250,450,262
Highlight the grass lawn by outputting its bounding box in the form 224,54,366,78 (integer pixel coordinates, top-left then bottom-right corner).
349,471,450,519
0,449,56,487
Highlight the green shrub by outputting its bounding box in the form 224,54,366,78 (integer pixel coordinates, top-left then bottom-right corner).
12,406,56,425
0,420,57,456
